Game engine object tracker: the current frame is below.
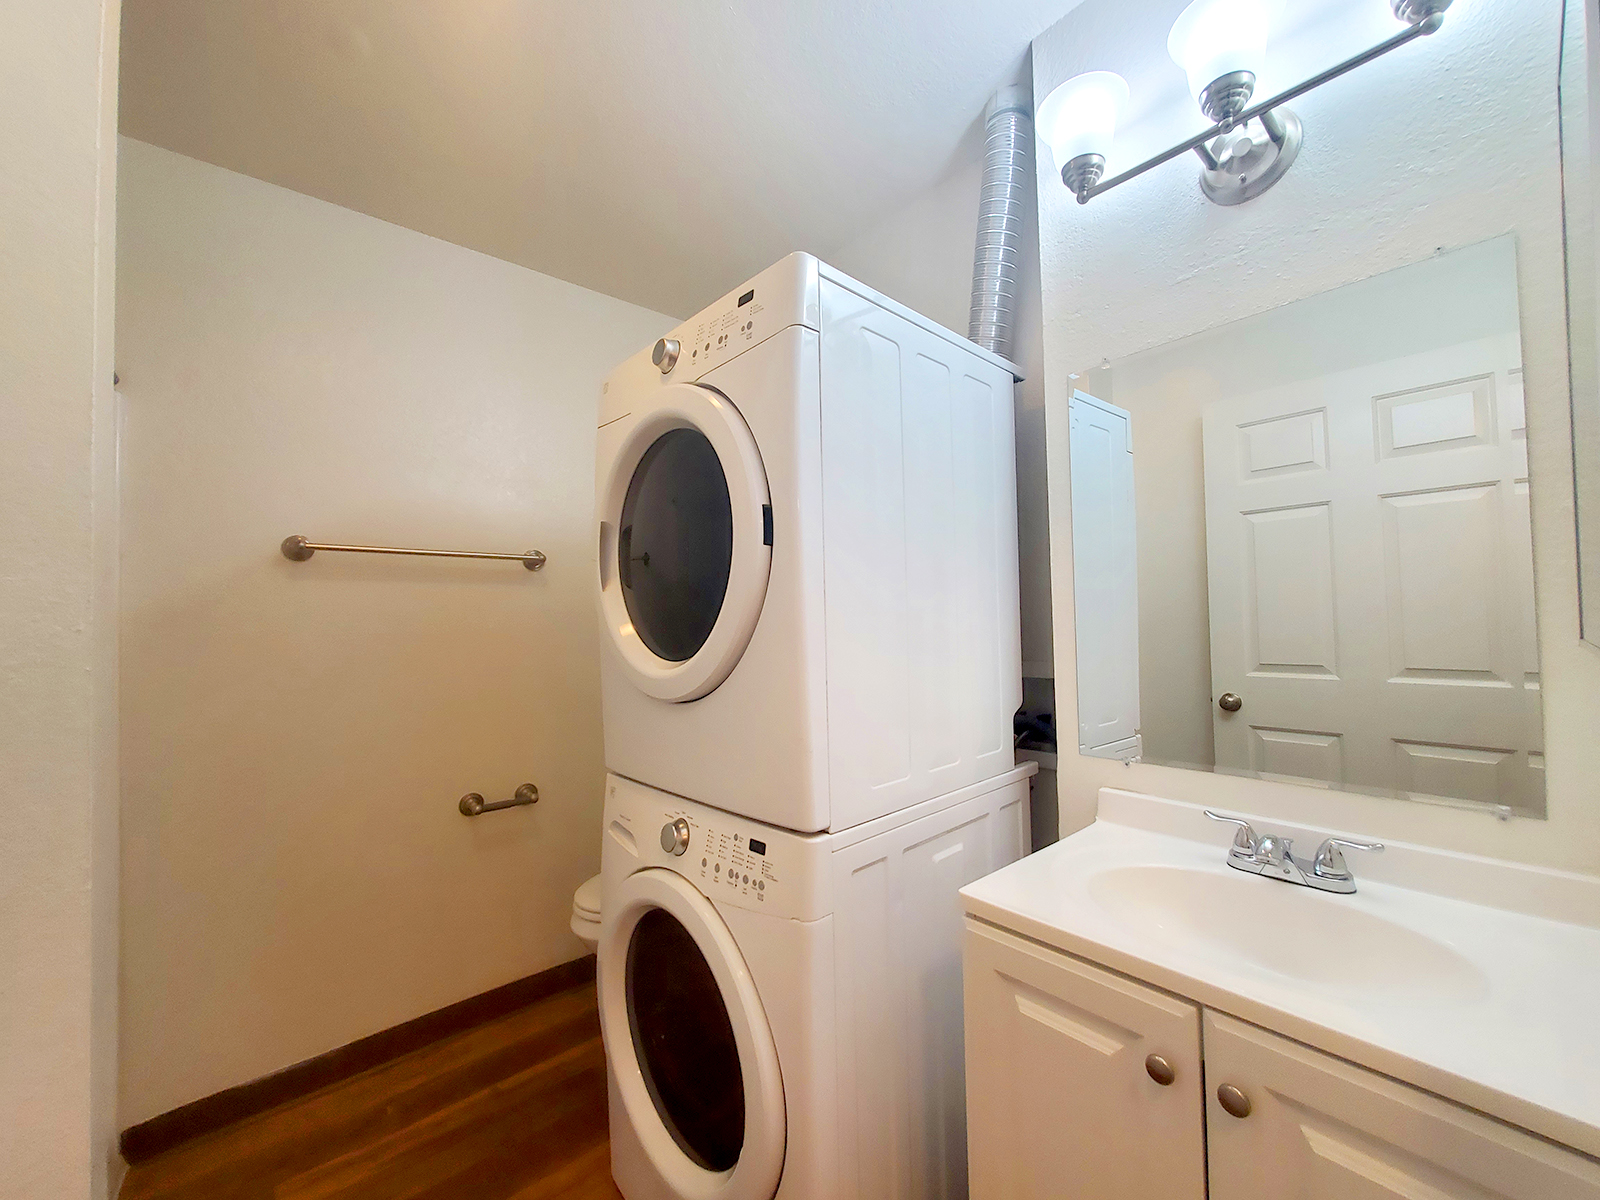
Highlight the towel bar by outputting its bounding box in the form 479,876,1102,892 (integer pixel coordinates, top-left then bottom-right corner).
282,535,545,571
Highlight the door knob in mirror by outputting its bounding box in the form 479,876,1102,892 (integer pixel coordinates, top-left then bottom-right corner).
1218,692,1242,712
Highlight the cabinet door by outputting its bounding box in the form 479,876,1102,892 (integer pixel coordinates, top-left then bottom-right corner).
963,920,1205,1200
1205,1011,1600,1200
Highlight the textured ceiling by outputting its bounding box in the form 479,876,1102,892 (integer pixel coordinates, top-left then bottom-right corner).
119,0,1072,317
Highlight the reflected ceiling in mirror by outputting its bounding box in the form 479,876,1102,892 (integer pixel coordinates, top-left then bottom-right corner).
1067,237,1545,816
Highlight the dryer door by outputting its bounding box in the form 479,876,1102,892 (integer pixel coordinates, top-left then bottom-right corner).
599,868,785,1200
598,383,771,702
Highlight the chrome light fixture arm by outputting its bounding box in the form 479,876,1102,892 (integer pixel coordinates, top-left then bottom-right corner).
1067,10,1445,205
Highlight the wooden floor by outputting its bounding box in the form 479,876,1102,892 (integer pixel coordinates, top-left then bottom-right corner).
122,982,623,1200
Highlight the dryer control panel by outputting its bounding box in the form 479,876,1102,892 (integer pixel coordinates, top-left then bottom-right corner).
683,288,766,378
603,773,827,923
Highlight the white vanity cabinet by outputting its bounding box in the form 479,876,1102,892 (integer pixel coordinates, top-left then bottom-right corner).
1205,1012,1600,1200
964,920,1600,1200
962,921,1206,1200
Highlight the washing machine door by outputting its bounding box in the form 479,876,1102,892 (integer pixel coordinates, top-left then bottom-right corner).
597,383,771,702
599,867,785,1200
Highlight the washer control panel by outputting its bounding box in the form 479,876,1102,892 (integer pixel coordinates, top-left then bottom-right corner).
651,804,781,908
604,773,822,920
694,818,777,904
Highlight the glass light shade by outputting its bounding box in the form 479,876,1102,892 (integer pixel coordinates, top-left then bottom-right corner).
1167,0,1274,104
1036,71,1131,168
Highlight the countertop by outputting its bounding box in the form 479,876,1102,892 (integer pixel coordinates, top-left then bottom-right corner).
961,788,1600,1160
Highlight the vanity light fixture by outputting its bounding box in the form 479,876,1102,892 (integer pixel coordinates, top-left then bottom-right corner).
1042,0,1451,207
1035,71,1131,198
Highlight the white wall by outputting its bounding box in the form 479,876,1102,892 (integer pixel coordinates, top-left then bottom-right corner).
1112,238,1523,772
116,139,672,1125
828,106,1055,681
1035,0,1600,872
0,2,122,1196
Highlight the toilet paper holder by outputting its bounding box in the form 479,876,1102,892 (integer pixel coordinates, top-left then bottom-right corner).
459,783,539,816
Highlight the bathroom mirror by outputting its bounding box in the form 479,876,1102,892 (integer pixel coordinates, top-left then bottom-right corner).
1038,0,1572,820
1065,239,1544,815
1562,0,1600,649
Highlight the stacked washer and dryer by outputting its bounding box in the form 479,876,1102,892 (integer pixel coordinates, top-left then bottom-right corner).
583,253,1034,1200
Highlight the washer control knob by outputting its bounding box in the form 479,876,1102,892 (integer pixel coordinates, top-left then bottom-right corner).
652,338,681,374
660,818,690,856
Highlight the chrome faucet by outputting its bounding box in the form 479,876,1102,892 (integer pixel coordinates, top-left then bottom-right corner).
1204,810,1383,894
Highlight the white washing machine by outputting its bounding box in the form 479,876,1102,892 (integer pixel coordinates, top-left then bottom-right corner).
596,253,1023,834
597,765,1034,1200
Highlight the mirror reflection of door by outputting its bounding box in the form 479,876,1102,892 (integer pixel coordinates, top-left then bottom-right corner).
1201,337,1542,811
1064,236,1546,816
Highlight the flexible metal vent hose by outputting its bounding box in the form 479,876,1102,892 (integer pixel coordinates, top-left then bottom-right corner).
967,86,1033,362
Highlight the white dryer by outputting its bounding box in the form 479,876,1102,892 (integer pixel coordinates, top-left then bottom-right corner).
596,765,1034,1200
596,254,1023,833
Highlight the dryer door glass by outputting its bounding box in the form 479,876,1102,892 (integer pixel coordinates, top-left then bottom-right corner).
619,428,734,663
626,906,745,1171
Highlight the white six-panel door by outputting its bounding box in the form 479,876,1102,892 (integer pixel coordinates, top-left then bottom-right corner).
1201,333,1542,810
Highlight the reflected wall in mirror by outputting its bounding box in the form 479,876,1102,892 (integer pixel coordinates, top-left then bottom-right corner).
1070,238,1546,815
1562,0,1600,648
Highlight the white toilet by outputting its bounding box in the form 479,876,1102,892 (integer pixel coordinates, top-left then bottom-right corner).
570,873,602,952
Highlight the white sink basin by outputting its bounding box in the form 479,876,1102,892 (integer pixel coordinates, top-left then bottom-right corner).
960,790,1600,1160
1088,863,1490,1005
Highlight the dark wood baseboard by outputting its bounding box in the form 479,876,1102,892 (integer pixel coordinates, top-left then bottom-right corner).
119,954,597,1164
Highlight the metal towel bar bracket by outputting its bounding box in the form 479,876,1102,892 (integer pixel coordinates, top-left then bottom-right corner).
459,784,539,816
282,535,546,571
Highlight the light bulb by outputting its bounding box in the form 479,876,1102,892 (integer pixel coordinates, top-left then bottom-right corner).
1167,0,1275,117
1036,71,1131,169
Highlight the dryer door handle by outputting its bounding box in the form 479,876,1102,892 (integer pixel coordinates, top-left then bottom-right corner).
598,522,615,589
618,524,634,589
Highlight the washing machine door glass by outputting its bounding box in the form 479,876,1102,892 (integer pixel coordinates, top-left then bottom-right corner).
619,428,733,664
600,868,785,1200
598,383,771,703
627,907,744,1169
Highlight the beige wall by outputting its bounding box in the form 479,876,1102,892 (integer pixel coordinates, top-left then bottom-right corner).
1112,239,1524,773
0,1,122,1196
116,139,672,1124
1035,0,1600,873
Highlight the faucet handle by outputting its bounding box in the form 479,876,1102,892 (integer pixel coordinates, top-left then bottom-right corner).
1204,810,1258,854
1314,836,1384,879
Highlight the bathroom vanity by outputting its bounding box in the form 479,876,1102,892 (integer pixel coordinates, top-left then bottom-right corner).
960,789,1600,1199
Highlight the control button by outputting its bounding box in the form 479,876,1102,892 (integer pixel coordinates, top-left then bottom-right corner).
714,863,720,873
652,338,681,374
660,818,690,856
758,880,765,891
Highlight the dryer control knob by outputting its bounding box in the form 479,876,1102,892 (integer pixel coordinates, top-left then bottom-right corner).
652,338,681,374
660,818,690,856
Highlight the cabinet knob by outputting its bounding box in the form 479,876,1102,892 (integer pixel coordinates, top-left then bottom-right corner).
1145,1054,1176,1086
1217,1083,1253,1119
